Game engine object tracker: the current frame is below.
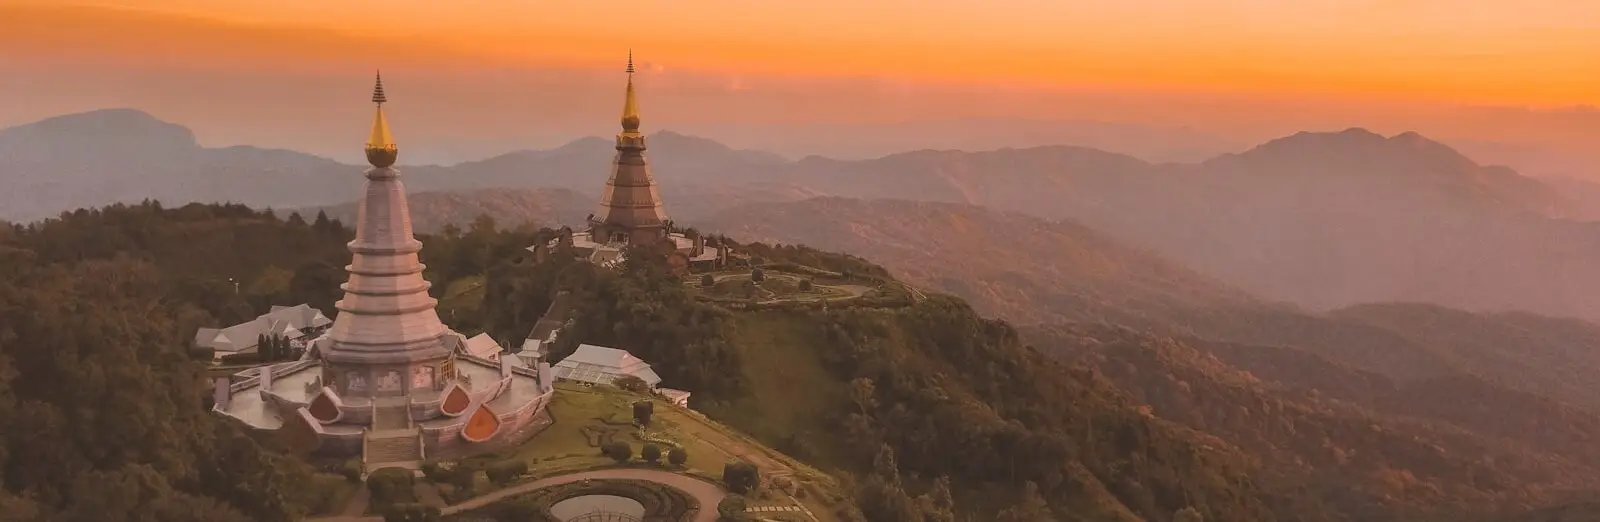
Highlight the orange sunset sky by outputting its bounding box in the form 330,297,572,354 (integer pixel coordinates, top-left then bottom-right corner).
1,0,1597,173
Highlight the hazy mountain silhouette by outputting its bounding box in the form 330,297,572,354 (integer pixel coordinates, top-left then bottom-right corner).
0,109,795,222
11,108,1600,324
0,109,355,221
679,117,1248,162
738,129,1600,322
701,197,1263,326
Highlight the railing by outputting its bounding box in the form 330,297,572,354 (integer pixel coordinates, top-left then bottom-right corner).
416,430,427,462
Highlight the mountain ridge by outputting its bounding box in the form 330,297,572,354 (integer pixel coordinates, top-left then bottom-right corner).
12,108,1600,326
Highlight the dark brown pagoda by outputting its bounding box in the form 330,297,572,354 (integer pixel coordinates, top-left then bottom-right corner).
531,52,724,273
590,51,670,246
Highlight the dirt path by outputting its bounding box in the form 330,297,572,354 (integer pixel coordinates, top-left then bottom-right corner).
335,486,370,518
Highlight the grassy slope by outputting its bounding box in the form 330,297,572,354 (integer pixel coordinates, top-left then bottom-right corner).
710,312,851,468
490,382,852,520
698,301,1269,522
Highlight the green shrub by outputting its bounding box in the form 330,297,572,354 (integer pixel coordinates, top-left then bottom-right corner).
716,495,749,521
339,459,363,483
615,375,651,394
493,497,540,522
219,352,260,365
641,443,663,464
668,447,688,467
303,473,351,515
366,467,415,505
441,465,477,492
750,268,765,283
434,483,459,503
798,278,814,291
722,461,760,494
381,502,441,522
701,273,715,287
485,460,529,486
419,462,441,482
603,441,633,463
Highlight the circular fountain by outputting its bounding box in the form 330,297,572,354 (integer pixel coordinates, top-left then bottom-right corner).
550,495,646,522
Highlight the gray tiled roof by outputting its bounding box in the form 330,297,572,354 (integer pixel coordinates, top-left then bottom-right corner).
463,333,503,359
195,303,330,353
267,304,333,330
551,344,662,386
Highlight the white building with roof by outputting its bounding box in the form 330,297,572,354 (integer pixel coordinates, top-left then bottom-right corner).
462,333,504,362
655,387,692,407
194,303,333,360
551,344,663,388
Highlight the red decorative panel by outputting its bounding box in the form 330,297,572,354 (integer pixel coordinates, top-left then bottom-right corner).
440,382,471,417
461,404,501,443
308,390,342,423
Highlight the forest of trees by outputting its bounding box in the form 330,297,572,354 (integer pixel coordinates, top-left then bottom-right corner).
0,203,547,521
478,235,1269,521
0,207,321,521
1,201,1583,522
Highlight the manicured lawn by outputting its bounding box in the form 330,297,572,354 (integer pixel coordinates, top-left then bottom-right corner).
504,384,731,476
700,271,853,301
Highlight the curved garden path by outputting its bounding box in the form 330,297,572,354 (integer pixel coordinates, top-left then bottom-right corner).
309,468,726,522
447,468,726,521
703,273,872,304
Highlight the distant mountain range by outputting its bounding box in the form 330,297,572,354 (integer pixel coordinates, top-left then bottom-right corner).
12,108,1600,520
10,108,1600,325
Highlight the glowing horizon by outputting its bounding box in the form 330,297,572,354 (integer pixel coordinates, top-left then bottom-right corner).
17,0,1600,108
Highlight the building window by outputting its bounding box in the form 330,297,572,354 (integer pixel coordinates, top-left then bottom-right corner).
377,370,402,392
411,366,435,391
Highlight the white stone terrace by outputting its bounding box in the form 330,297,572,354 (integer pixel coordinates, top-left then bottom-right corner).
531,231,718,263
214,356,547,434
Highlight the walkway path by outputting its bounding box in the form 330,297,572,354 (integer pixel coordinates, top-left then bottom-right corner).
702,273,872,304
337,487,370,517
308,468,726,522
450,468,725,522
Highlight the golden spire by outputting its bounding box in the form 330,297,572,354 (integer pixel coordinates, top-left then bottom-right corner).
365,71,398,168
620,51,641,136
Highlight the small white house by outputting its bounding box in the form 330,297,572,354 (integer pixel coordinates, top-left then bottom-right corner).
551,344,663,388
655,387,692,407
462,333,504,361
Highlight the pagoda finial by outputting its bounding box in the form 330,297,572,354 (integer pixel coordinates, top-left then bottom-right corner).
620,51,641,135
365,71,398,168
372,71,388,105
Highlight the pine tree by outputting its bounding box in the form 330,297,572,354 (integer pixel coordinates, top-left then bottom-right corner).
995,482,1053,522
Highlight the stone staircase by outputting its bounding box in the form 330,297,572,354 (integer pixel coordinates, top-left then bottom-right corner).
365,435,422,465
372,402,412,431
363,398,424,475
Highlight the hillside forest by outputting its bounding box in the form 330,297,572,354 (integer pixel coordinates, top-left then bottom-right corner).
3,202,1600,521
